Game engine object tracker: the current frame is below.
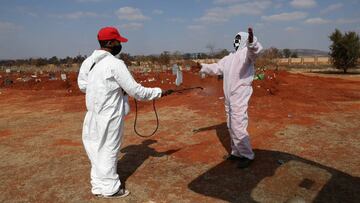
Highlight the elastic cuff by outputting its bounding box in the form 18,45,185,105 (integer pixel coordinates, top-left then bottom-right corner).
247,42,256,49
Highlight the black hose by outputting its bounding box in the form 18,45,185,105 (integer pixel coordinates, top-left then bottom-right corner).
132,86,203,138
133,99,159,138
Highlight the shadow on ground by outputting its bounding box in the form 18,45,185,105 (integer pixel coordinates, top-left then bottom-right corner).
117,139,178,188
190,123,360,203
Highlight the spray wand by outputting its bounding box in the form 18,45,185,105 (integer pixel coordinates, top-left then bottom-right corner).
170,86,204,93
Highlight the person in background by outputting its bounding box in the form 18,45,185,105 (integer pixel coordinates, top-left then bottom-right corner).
198,28,263,168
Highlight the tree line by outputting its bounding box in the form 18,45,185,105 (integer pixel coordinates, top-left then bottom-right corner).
0,55,87,67
0,48,288,68
0,50,231,68
1,29,358,73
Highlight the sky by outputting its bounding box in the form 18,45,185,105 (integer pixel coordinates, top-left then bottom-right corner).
0,0,359,59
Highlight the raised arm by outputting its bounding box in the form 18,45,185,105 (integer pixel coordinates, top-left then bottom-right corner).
247,27,263,63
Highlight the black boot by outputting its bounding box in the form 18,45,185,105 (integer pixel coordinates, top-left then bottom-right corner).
224,154,243,161
237,157,254,169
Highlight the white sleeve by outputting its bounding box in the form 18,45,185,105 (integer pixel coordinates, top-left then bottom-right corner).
247,40,263,63
113,61,162,101
199,56,229,75
77,61,92,93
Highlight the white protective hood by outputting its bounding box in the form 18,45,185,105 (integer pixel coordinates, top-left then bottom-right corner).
77,50,109,93
233,32,257,51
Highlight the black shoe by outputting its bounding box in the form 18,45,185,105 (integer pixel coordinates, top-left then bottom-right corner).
237,157,254,169
224,154,243,161
102,189,130,199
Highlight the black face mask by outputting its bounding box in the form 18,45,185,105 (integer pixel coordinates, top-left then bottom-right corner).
111,44,122,56
234,34,241,51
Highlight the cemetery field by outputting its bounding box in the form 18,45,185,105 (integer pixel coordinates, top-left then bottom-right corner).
0,69,360,202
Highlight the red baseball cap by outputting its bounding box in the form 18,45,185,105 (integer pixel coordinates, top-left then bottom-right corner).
97,26,128,43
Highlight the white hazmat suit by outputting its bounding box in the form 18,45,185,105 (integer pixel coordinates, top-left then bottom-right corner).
78,50,162,196
200,32,262,160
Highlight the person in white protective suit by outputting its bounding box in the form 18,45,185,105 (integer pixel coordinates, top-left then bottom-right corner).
199,28,262,168
78,27,172,198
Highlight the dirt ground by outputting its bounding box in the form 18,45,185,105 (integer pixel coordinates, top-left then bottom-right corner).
0,69,359,203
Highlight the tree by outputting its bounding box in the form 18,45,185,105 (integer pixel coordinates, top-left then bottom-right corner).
64,56,73,65
183,53,192,60
256,47,282,69
264,47,282,58
158,51,170,65
148,55,157,65
73,55,86,63
329,29,360,73
119,53,133,66
171,51,182,60
291,52,298,58
283,49,291,58
198,53,208,59
214,49,230,58
206,43,215,58
35,58,47,66
49,56,59,65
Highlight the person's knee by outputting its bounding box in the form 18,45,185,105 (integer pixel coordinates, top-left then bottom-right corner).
230,117,248,129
